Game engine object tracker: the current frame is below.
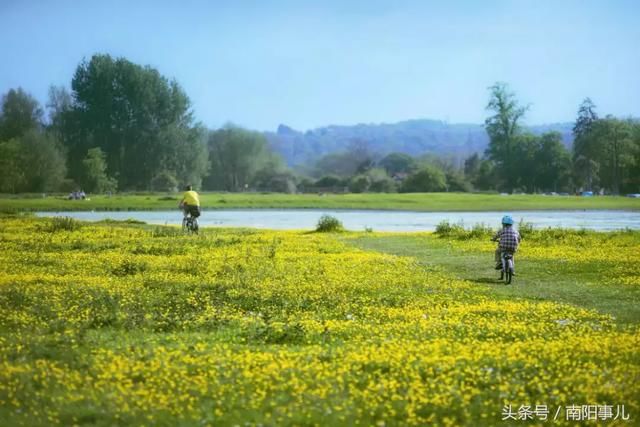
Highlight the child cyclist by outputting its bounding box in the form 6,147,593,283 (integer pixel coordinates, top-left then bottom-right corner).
491,215,521,271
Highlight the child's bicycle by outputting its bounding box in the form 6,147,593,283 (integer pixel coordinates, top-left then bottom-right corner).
500,253,515,284
182,213,199,234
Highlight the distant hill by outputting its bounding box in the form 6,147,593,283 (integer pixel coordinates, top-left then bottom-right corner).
265,119,574,166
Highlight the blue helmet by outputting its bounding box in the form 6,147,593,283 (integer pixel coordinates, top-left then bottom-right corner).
501,215,514,225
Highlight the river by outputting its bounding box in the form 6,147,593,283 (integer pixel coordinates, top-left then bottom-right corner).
35,209,640,232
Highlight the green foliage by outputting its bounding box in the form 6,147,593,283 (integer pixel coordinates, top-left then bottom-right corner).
517,219,535,238
434,217,596,243
0,88,43,141
96,218,145,225
468,223,494,238
484,82,528,192
65,54,207,190
150,226,183,238
205,126,273,191
365,168,396,192
465,154,497,191
434,220,465,237
45,216,82,232
379,152,417,175
348,175,370,193
533,132,572,192
434,220,494,239
150,171,178,192
111,259,147,276
315,214,344,232
572,98,599,190
481,84,581,193
82,148,117,193
444,169,472,192
399,165,447,192
0,131,67,193
0,206,19,216
314,140,374,178
314,175,346,190
0,139,27,193
252,156,297,193
572,99,638,193
0,88,67,194
593,117,634,193
19,130,68,192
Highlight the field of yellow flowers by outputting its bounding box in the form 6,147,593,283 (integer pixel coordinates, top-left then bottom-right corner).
1,216,639,426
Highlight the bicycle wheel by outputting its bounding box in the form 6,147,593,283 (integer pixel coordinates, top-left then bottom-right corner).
182,217,188,232
506,259,513,284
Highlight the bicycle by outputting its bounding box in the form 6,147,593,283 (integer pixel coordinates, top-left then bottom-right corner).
499,253,515,284
182,213,199,234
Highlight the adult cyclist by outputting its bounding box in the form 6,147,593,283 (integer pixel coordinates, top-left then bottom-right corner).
179,184,201,221
491,215,521,271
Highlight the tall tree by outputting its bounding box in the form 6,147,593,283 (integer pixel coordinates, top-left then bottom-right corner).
314,140,376,178
66,54,206,189
512,133,539,193
572,98,599,190
46,85,73,141
399,164,447,193
82,147,117,193
0,139,27,193
627,120,640,192
204,126,272,191
379,152,417,176
0,88,43,141
20,131,67,192
594,117,633,194
534,132,572,192
0,132,67,193
463,153,481,179
484,82,528,192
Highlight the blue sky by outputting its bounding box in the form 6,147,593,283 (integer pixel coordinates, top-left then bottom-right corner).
1,0,638,131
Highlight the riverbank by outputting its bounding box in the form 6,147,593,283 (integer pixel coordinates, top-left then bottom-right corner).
34,209,640,231
2,192,640,212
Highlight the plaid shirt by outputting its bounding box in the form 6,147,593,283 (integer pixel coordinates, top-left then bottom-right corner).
493,226,521,253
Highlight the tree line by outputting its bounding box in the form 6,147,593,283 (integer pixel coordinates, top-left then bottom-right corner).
477,83,639,194
0,54,638,194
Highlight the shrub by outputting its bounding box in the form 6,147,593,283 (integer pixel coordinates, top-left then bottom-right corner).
0,206,19,216
111,259,147,276
517,219,534,239
399,165,447,192
316,215,344,232
434,220,464,237
368,177,396,193
314,175,345,189
46,216,82,232
150,226,183,237
151,172,179,192
468,223,494,239
434,220,493,239
348,175,370,193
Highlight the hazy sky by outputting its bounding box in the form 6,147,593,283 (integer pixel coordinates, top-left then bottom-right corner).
1,0,638,131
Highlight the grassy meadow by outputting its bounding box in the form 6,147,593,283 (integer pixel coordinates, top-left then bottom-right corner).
0,215,639,426
1,192,640,212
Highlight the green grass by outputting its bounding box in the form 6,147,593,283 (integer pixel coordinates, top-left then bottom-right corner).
2,191,640,212
347,232,640,325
